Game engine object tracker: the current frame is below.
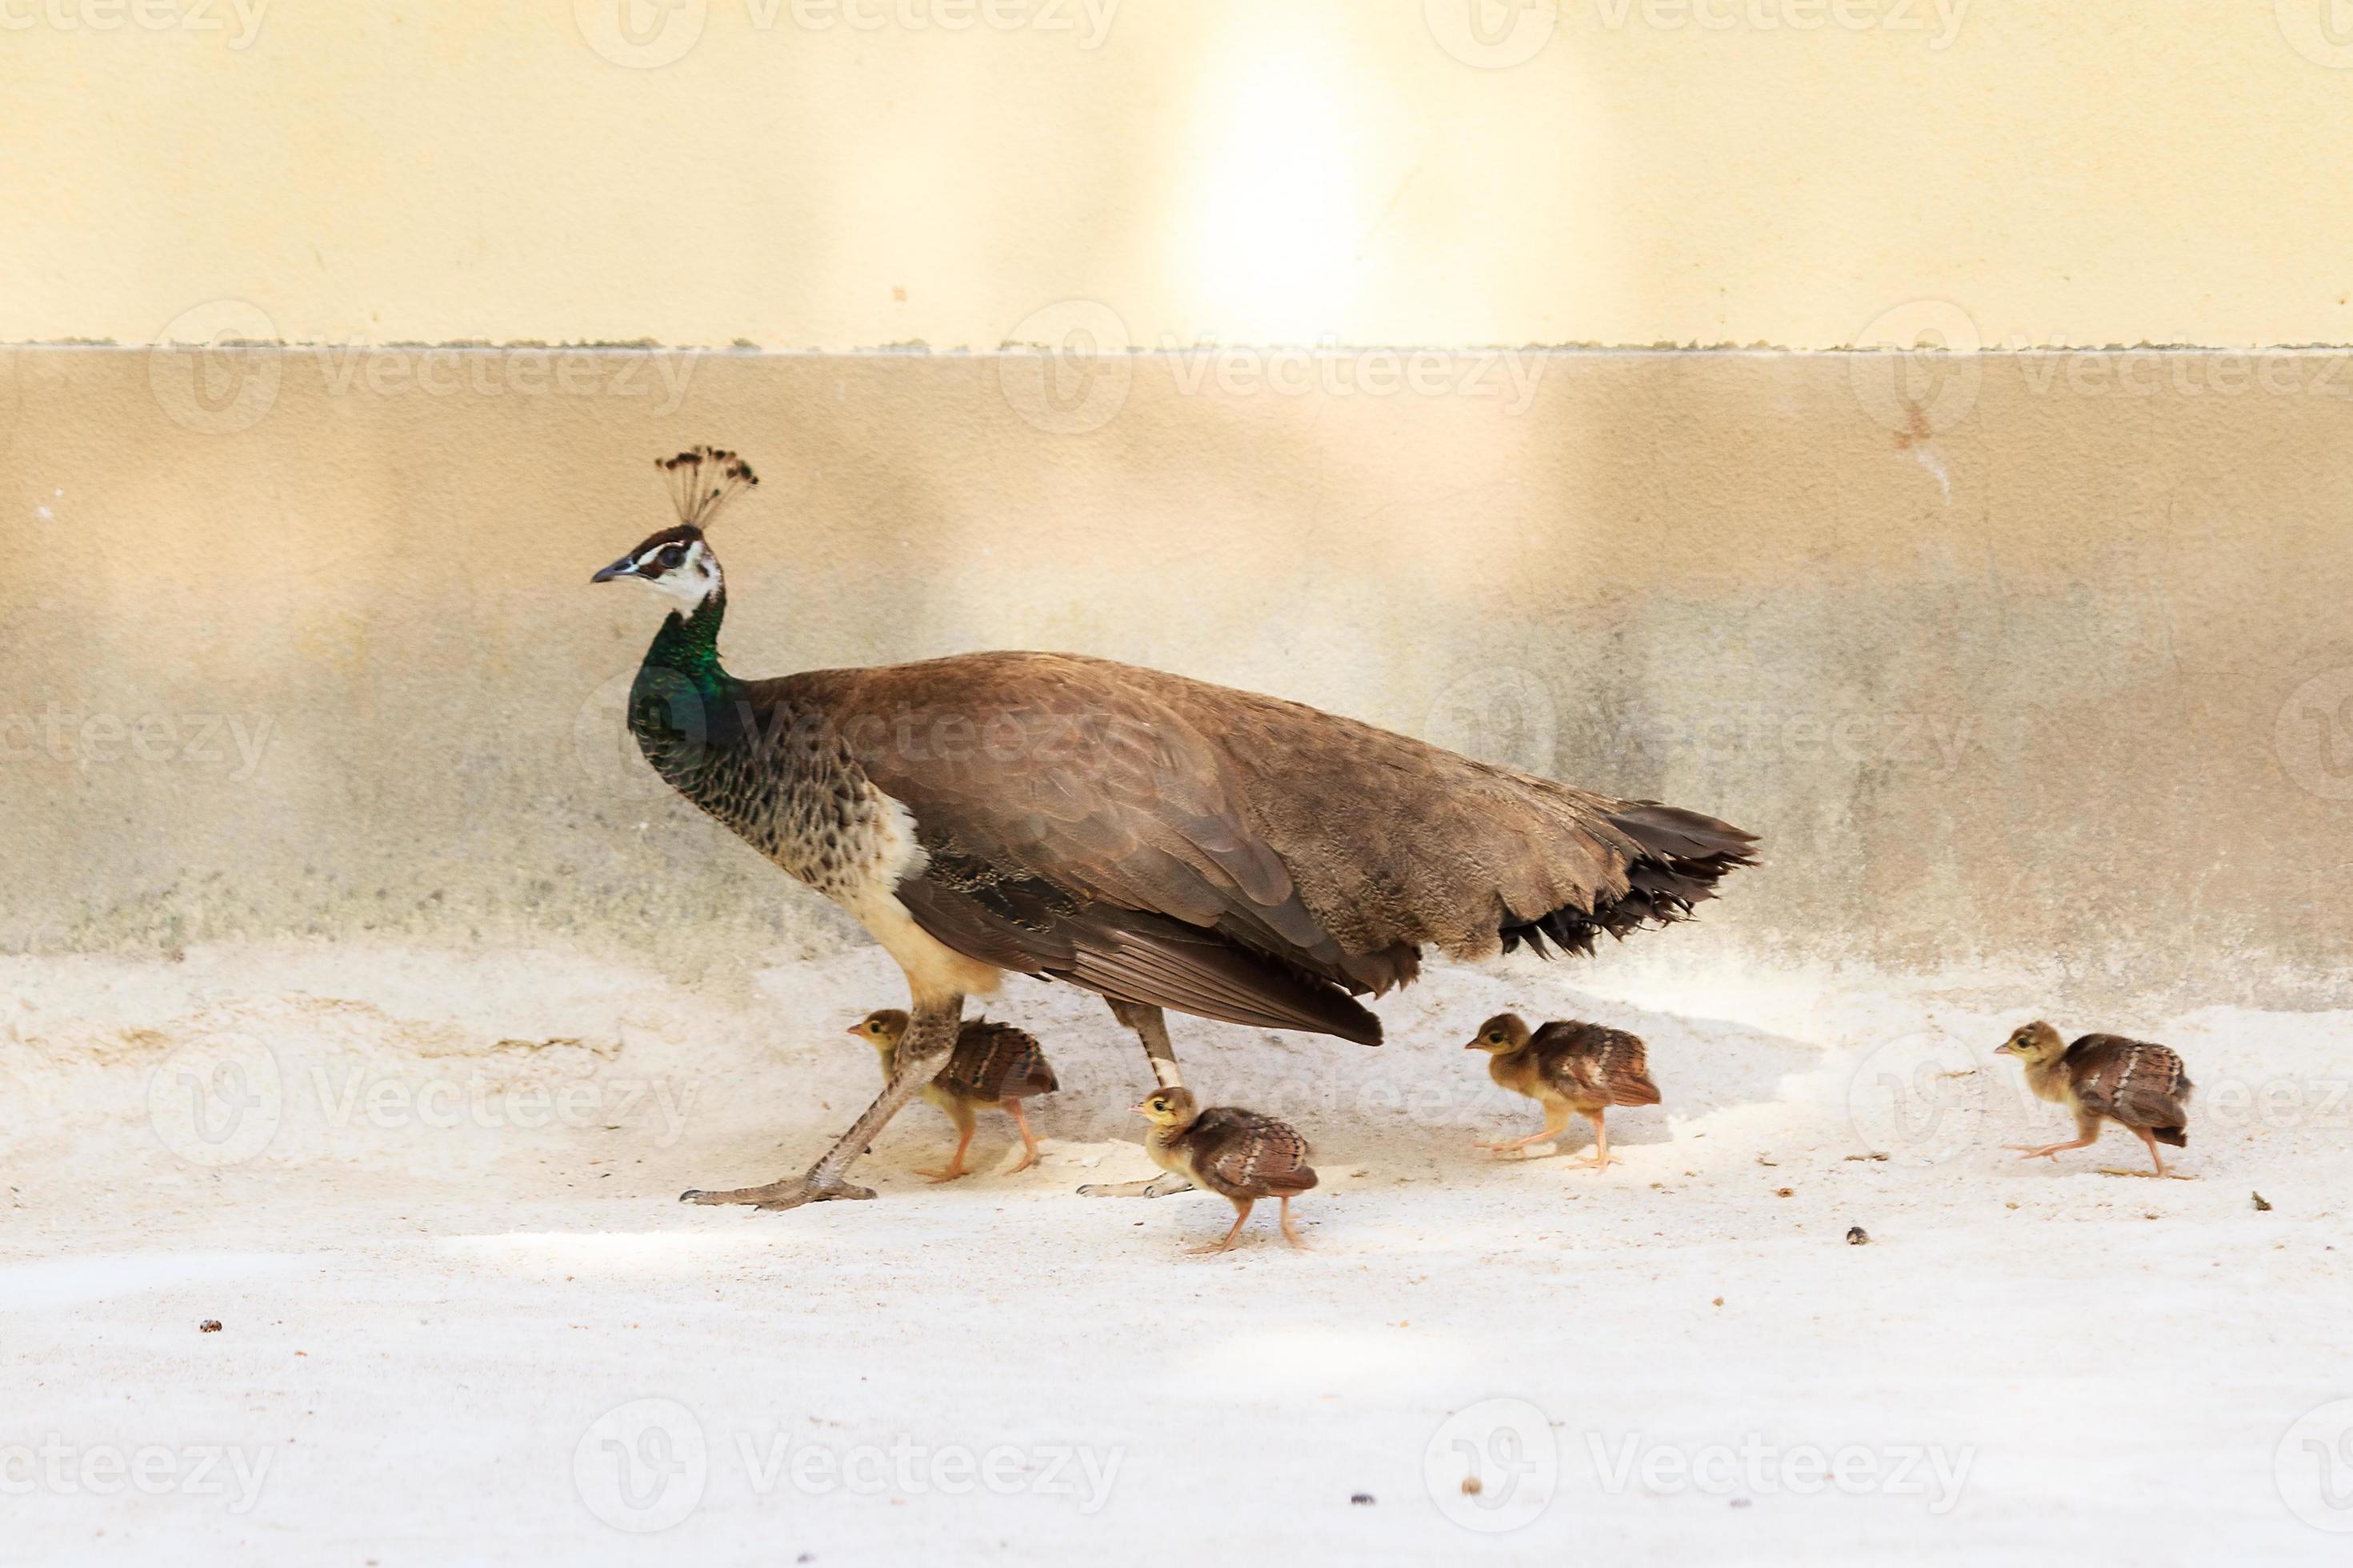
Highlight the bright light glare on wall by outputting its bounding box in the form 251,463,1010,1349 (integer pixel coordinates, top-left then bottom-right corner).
1183,42,1364,343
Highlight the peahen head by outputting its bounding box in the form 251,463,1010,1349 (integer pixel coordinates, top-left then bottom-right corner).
590,446,758,610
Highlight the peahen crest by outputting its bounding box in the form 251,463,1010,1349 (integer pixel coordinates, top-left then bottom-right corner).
657,446,759,530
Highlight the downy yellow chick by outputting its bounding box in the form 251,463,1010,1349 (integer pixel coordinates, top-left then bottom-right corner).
1464,1012,1660,1169
1134,1086,1317,1252
1996,1021,2192,1176
851,1008,1058,1182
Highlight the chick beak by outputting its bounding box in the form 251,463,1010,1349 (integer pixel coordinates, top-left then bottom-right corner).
846,1025,866,1037
1994,1042,2015,1055
590,554,638,584
1130,1102,1153,1118
1462,1039,1483,1050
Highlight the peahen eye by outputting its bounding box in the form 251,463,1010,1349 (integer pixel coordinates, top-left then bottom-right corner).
656,544,688,570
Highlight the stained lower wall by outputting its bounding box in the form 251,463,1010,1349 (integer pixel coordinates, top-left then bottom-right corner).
4,346,2350,1005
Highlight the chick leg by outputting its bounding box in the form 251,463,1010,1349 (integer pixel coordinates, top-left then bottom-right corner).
1002,1098,1042,1174
1081,999,1197,1198
2007,1134,2099,1162
684,994,962,1210
1278,1195,1310,1250
2118,1126,2168,1177
1190,1199,1254,1254
918,1102,978,1182
1475,1113,1571,1154
1579,1110,1623,1170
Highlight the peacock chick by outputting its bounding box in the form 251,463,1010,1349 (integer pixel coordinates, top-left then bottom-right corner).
1133,1087,1317,1252
1464,1012,1661,1170
850,1009,1058,1182
1996,1021,2193,1176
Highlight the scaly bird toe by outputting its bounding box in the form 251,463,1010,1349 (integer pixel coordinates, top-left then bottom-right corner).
680,1177,876,1210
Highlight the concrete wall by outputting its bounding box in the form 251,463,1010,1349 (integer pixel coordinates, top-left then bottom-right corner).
6,345,2351,1006
10,3,2353,350
6,6,2351,1006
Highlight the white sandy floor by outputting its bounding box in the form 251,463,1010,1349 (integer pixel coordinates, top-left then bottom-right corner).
3,942,2350,1565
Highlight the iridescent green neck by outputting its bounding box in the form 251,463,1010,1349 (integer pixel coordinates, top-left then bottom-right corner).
642,588,729,686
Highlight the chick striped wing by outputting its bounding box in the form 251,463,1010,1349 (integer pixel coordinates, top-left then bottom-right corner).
2067,1034,2193,1136
1531,1022,1661,1107
1180,1107,1319,1201
937,1018,1058,1101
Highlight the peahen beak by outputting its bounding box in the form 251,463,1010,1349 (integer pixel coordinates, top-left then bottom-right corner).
590,554,639,583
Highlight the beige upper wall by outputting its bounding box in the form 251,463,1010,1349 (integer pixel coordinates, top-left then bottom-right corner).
6,1,2352,350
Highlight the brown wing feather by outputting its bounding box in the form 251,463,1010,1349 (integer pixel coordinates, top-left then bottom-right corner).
936,1018,1058,1102
1178,1107,1319,1201
1529,1021,1661,1107
2067,1034,2192,1142
761,654,1752,1045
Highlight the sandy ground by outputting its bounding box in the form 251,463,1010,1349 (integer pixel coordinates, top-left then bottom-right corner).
3,941,2351,1565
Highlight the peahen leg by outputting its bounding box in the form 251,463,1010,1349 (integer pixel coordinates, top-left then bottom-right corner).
1081,999,1197,1198
683,994,963,1210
